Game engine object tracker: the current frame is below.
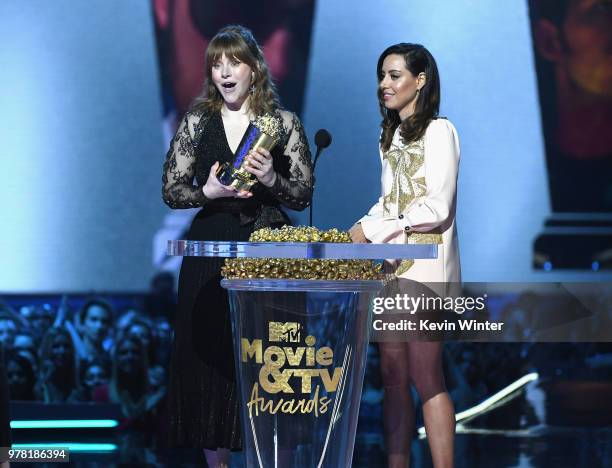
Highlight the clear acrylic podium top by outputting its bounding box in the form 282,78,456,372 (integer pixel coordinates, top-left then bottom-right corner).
167,240,437,260
168,240,438,292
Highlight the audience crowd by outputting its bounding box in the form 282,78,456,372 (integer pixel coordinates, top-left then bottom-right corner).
1,280,610,438
0,272,176,434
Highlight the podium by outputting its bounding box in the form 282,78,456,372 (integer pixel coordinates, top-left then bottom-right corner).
168,240,437,467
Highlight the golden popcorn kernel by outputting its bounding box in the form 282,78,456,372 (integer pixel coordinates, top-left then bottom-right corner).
222,226,383,280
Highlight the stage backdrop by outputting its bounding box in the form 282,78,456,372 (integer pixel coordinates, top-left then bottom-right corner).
1,0,609,293
0,0,166,292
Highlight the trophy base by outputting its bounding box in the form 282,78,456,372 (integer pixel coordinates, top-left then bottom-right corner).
216,162,257,192
533,213,612,270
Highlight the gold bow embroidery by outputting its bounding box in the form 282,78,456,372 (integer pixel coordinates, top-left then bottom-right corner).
383,139,426,215
382,138,442,276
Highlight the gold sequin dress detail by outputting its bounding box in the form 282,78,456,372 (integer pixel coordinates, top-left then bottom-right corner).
359,118,461,283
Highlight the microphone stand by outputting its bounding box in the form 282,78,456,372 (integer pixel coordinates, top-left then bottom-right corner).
309,147,324,227
309,130,332,227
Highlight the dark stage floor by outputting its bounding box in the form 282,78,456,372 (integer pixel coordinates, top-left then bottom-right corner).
10,378,612,467
10,425,612,467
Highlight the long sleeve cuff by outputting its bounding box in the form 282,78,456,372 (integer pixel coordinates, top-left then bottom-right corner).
267,172,311,211
360,216,408,244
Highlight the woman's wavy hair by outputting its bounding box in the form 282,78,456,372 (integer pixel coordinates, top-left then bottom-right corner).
377,43,440,151
193,25,280,116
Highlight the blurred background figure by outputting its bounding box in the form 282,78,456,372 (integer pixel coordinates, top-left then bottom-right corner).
37,328,78,403
153,317,173,367
69,360,109,402
0,316,17,350
530,0,612,166
28,305,55,340
0,305,26,349
529,0,612,268
126,316,158,367
12,331,37,371
74,299,114,367
148,365,167,397
143,271,177,321
5,351,36,401
94,336,165,428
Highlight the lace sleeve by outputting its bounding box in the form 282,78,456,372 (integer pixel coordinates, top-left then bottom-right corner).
162,112,209,209
267,111,313,211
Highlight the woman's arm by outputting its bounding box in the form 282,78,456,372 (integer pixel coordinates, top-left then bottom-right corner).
266,111,313,211
351,148,385,243
360,119,460,243
401,119,460,231
162,112,210,209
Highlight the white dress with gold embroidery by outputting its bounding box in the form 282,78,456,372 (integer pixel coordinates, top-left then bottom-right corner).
359,118,461,283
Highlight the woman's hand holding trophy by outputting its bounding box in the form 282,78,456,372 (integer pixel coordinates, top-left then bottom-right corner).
215,113,282,192
244,147,276,187
203,162,254,199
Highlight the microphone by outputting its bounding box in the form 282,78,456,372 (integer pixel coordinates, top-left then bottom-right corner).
310,129,332,227
313,129,332,171
315,129,332,152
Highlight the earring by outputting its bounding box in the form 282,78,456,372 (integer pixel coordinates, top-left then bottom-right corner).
250,84,255,94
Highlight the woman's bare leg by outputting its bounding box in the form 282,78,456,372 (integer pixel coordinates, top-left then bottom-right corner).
422,392,455,468
408,341,454,468
380,342,413,468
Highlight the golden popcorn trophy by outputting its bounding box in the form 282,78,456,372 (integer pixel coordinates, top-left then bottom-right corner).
216,114,281,191
168,227,438,467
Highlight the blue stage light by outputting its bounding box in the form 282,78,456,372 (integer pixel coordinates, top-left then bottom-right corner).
10,420,119,429
11,443,117,452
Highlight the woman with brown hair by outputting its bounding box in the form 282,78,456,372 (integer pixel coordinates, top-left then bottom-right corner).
351,43,460,467
162,25,312,466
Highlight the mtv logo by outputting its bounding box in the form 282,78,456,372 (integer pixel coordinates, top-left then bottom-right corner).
269,322,301,343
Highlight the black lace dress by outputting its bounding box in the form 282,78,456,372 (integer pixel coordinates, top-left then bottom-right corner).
162,109,312,450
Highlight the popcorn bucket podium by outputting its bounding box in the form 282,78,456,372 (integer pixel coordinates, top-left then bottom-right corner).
168,241,437,468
